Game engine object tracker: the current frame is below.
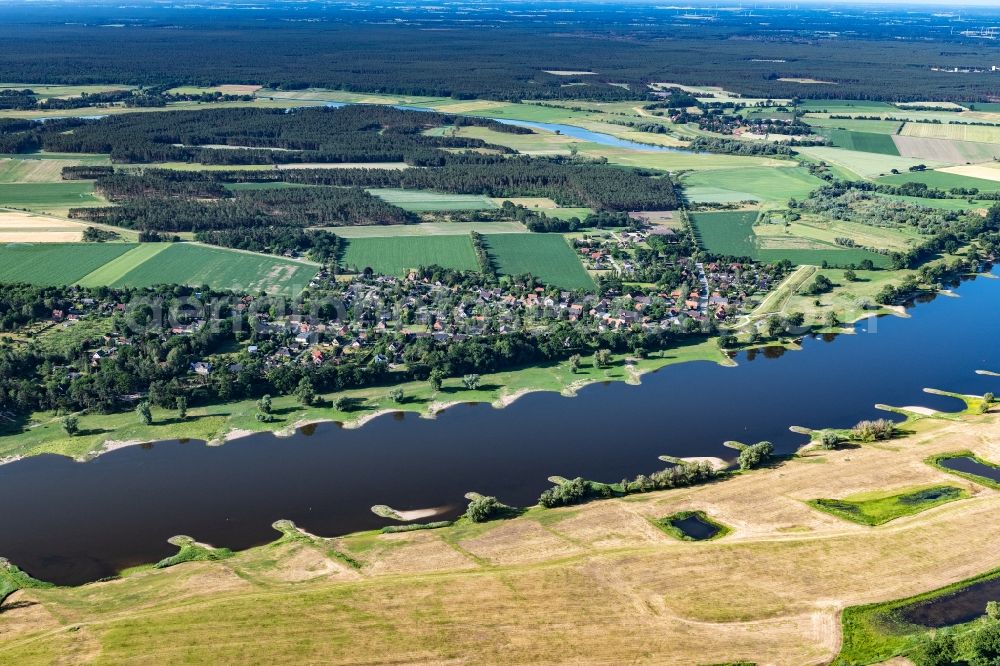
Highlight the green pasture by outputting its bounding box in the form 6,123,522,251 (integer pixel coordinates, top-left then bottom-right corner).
807,485,968,526
339,235,480,275
483,233,594,290
366,188,498,212
680,166,823,205
877,170,1000,192
0,243,136,285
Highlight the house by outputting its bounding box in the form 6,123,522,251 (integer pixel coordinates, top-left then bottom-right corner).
190,361,212,376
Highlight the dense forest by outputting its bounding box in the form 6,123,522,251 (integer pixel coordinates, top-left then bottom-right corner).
0,106,526,164
0,21,998,102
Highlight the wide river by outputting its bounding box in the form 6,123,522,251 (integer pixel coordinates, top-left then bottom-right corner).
3,269,999,585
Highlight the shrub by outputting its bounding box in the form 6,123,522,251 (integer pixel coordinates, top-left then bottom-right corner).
62,415,79,436
816,430,842,450
539,477,592,508
465,496,503,523
851,418,896,442
738,441,774,470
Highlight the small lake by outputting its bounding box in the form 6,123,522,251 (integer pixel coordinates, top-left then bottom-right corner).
1,269,999,585
901,577,1000,628
938,456,1000,484
667,514,721,540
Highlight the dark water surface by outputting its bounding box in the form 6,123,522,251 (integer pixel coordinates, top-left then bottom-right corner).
669,514,720,541
901,577,1000,628
939,455,1000,484
2,270,999,585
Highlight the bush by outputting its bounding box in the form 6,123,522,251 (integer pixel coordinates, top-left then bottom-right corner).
851,418,896,442
738,441,774,470
465,495,503,523
62,415,79,436
539,477,592,508
816,430,843,450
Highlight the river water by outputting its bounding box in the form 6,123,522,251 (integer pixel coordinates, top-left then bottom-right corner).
2,269,999,585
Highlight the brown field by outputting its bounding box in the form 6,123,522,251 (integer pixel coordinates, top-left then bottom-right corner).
939,162,1000,182
892,135,1000,164
2,410,999,664
0,211,85,242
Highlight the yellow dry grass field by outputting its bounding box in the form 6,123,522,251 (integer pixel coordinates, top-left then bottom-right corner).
2,412,1000,664
900,122,1000,144
939,162,1000,183
0,211,85,242
491,196,560,209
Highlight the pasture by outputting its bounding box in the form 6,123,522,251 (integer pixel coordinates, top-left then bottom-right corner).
366,188,498,212
106,244,319,295
482,233,594,290
690,211,890,267
797,99,896,114
0,243,136,285
795,146,946,179
802,116,903,134
0,182,99,212
877,169,1000,192
338,235,479,275
680,166,823,205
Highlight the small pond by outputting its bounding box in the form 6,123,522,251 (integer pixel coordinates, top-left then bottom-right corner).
938,456,1000,484
666,513,722,540
900,577,1000,628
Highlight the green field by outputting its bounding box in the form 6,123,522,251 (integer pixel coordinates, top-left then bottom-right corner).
109,244,319,295
802,116,903,134
815,129,900,155
0,182,99,210
328,221,527,238
795,146,945,179
75,244,172,287
680,166,823,205
0,243,136,285
798,100,897,114
807,485,967,526
366,188,498,212
690,211,889,267
877,169,1000,192
483,233,594,290
339,235,479,275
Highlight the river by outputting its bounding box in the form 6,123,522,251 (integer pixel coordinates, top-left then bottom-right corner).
1,269,998,585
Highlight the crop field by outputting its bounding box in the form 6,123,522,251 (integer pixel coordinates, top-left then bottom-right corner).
938,163,1000,184
0,210,86,242
366,188,498,212
900,122,1000,144
690,211,890,267
0,157,107,183
75,244,172,287
0,243,136,285
107,244,319,295
329,221,527,238
483,233,594,290
798,99,897,114
0,83,134,99
680,166,823,205
339,235,479,275
877,169,1000,192
815,129,899,155
891,135,1000,164
0,182,99,211
757,218,920,253
802,116,903,134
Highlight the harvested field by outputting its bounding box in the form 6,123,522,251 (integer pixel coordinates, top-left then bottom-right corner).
938,163,1000,184
900,122,1000,144
891,135,1000,164
777,77,836,84
0,211,86,242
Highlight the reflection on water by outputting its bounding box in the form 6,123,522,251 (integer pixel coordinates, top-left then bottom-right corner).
1,269,998,585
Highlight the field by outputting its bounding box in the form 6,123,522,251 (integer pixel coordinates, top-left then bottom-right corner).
0,182,99,212
795,146,947,180
0,211,86,242
4,408,1000,664
938,163,1000,184
0,243,136,285
107,243,319,295
798,99,897,114
366,188,498,212
483,233,594,290
75,244,172,287
900,122,1000,145
329,221,527,238
690,211,890,267
877,169,1000,192
815,129,900,155
803,117,903,134
338,235,479,275
0,83,134,99
891,135,1000,163
0,155,108,183
680,166,823,205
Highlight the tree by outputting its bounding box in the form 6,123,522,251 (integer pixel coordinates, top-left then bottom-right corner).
295,377,316,407
910,632,957,666
388,388,404,404
62,415,79,436
465,495,503,523
428,369,444,391
462,373,481,390
568,354,581,373
594,349,612,369
738,441,773,470
176,396,188,420
816,431,842,450
136,400,152,426
844,269,857,282
968,620,1000,666
333,395,349,412
258,394,272,415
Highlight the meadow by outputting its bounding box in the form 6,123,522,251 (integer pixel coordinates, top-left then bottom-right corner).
0,243,135,285
900,121,1000,144
802,116,903,134
807,485,968,526
338,235,480,275
815,129,900,156
795,146,945,179
877,169,1000,192
483,233,594,290
329,221,526,238
690,211,890,267
680,166,823,205
0,182,99,212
